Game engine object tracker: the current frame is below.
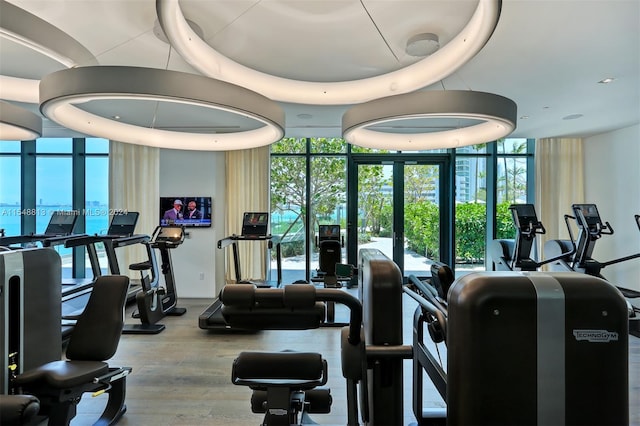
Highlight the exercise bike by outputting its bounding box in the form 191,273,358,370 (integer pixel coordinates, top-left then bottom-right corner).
123,225,186,334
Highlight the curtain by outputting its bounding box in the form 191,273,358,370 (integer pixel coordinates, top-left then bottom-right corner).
225,146,270,282
535,137,584,259
109,141,159,278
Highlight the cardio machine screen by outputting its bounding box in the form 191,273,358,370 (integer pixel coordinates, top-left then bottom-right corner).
318,225,340,241
510,204,538,230
241,212,269,237
155,226,184,243
44,210,79,235
572,204,601,227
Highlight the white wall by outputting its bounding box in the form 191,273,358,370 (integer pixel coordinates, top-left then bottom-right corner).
583,123,640,291
159,149,226,298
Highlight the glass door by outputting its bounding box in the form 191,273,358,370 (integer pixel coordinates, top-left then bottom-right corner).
351,157,452,278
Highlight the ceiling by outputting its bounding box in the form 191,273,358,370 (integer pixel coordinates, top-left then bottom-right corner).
1,0,639,143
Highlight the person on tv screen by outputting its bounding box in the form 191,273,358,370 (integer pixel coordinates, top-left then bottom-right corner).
163,199,184,223
185,200,203,220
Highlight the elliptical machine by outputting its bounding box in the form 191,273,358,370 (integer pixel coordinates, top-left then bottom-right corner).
123,225,187,334
545,204,640,337
490,203,574,271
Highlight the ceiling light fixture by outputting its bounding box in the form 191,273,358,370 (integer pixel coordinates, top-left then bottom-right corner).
405,33,440,57
39,66,285,151
562,114,583,121
0,100,42,140
0,0,97,104
157,0,502,105
342,90,517,150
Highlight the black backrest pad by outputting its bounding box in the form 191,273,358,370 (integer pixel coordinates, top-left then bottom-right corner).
220,284,325,329
233,352,325,380
66,275,129,361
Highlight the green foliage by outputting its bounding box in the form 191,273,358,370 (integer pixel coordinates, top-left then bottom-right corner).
271,137,306,154
310,137,347,153
495,201,516,239
404,201,516,263
357,165,389,235
280,240,304,258
404,201,440,258
377,203,393,237
455,202,487,262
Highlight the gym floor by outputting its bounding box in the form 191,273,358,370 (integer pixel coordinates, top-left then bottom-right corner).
67,295,639,426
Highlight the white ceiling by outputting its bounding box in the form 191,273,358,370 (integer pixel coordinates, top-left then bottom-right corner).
1,0,639,142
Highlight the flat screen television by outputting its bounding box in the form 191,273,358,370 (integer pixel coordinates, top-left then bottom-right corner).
160,196,212,228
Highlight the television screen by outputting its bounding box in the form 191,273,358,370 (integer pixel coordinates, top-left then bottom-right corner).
160,196,212,228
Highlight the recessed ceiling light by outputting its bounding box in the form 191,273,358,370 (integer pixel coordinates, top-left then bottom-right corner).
296,113,313,120
406,33,440,57
520,115,529,120
598,77,615,84
562,114,583,120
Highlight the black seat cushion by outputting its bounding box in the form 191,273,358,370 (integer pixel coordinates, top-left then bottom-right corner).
233,352,325,381
15,360,109,389
0,394,40,425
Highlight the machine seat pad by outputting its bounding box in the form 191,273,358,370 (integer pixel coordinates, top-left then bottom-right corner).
233,351,326,389
0,394,40,425
15,360,109,389
129,260,152,271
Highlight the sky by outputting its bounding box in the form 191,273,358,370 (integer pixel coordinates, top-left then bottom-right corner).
0,138,109,206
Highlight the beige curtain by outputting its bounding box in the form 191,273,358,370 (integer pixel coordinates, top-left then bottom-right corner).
225,146,270,282
535,137,584,259
109,141,160,278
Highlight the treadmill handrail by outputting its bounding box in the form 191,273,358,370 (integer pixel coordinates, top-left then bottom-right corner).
217,234,273,249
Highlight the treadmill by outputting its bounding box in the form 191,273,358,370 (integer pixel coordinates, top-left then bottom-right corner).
0,211,95,300
0,210,81,249
199,212,282,330
64,211,147,301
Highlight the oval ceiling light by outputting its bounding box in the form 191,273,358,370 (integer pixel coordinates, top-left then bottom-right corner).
0,100,42,141
0,0,97,104
39,66,285,151
342,90,517,150
157,0,502,105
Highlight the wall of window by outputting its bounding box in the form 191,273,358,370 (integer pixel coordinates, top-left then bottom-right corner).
270,138,534,279
0,141,22,236
0,137,109,278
